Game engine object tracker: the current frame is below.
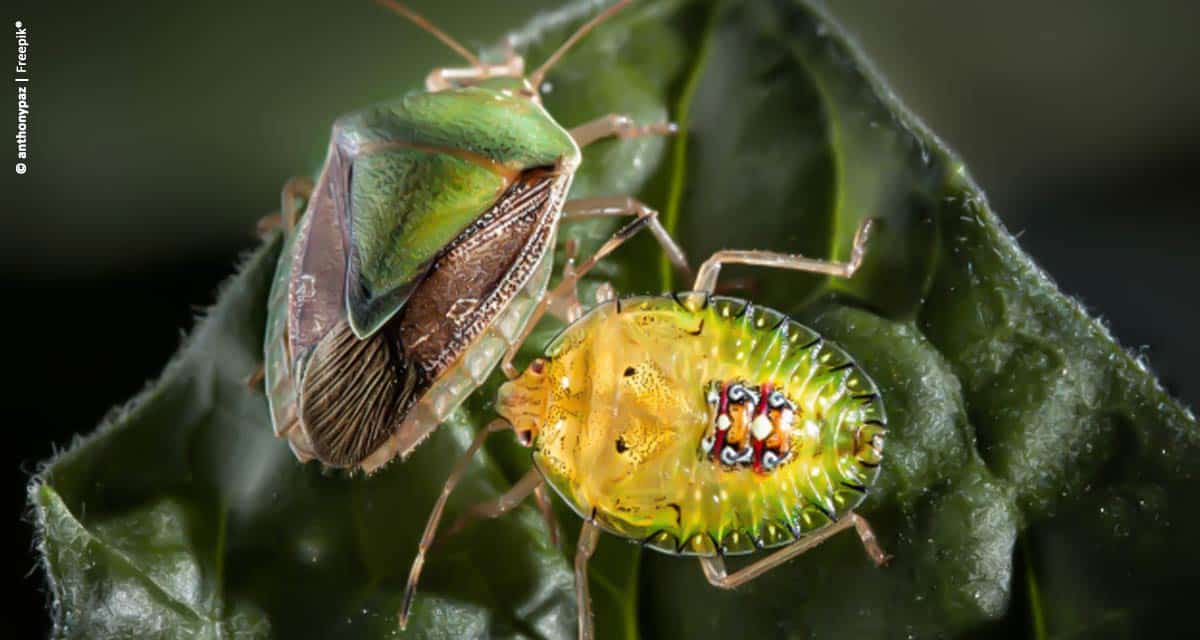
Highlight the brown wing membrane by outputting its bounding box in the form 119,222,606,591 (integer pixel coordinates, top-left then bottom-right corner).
295,169,559,468
299,319,417,467
397,168,558,380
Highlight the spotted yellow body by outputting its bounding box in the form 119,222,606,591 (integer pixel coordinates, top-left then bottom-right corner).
497,293,886,557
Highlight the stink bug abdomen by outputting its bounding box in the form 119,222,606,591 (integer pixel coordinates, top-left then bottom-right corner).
511,293,886,556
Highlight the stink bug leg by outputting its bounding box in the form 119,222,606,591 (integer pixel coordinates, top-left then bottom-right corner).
533,484,562,547
423,54,526,92
500,206,684,380
561,196,692,281
568,113,678,147
698,512,891,591
693,217,874,292
397,419,534,630
551,237,586,323
573,521,602,640
439,467,542,542
547,196,694,324
255,176,313,237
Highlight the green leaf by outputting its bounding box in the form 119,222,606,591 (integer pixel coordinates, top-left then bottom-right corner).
30,1,1197,639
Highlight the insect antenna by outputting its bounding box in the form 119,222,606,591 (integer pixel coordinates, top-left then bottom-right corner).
528,0,630,88
373,0,483,68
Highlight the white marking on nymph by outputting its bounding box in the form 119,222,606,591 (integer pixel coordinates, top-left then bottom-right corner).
716,414,731,431
779,409,796,430
751,414,774,440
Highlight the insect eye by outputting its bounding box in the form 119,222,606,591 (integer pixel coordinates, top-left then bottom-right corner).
529,359,545,375
768,391,787,409
517,429,534,446
728,385,746,402
623,367,636,377
706,387,720,405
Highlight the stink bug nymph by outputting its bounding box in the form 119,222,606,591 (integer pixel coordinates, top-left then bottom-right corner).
402,219,890,638
260,0,689,473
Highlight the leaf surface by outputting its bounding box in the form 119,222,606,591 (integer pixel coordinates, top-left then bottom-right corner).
31,1,1198,638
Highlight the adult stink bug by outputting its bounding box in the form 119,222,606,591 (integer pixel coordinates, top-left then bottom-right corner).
261,0,689,473
401,219,889,638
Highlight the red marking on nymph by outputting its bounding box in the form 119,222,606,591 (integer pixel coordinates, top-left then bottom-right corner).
704,380,799,474
755,383,773,416
751,383,773,472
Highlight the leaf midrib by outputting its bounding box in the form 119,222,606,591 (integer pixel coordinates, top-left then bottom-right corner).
659,0,723,292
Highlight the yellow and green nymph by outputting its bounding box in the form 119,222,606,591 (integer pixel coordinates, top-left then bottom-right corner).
404,216,890,640
502,292,886,557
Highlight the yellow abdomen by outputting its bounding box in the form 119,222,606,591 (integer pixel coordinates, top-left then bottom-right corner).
509,294,885,557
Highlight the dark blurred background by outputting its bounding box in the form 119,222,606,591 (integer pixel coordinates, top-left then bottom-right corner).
7,0,1199,636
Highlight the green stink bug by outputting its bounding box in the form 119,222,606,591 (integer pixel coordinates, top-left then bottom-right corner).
261,0,690,472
